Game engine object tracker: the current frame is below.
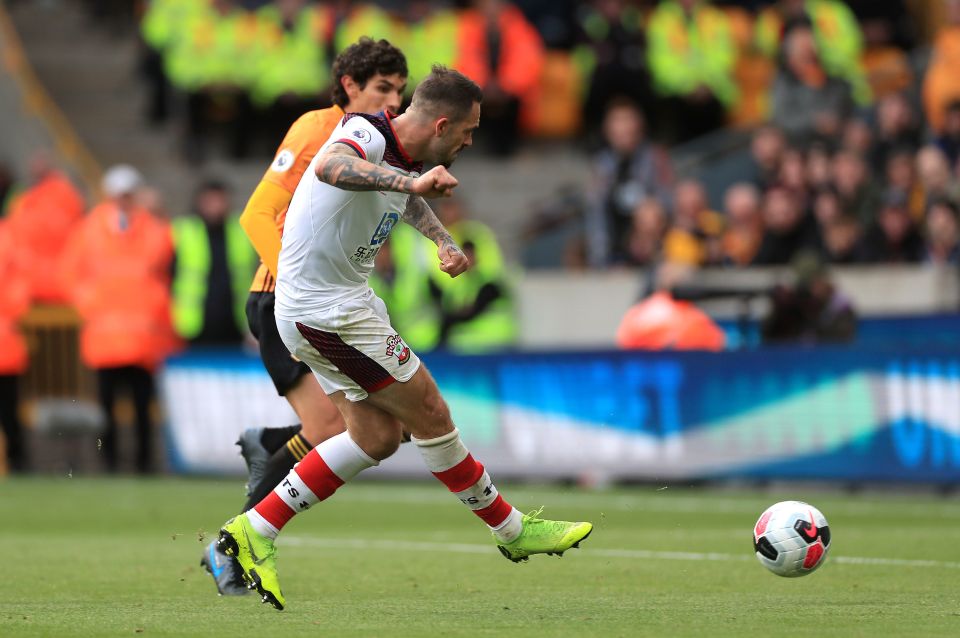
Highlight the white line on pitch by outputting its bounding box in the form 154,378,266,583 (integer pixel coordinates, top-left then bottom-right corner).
282,536,960,570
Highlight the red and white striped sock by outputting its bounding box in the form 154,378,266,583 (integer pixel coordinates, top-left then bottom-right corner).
246,431,377,539
414,428,523,543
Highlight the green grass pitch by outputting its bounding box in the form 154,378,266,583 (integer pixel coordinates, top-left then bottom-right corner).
1,477,958,637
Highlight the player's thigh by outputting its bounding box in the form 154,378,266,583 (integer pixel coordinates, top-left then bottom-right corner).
327,391,403,461
363,364,454,440
284,373,345,446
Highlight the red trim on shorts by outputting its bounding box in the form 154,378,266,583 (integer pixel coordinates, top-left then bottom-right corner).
294,450,345,498
474,495,513,527
433,454,485,493
295,322,396,393
334,138,366,159
254,492,296,530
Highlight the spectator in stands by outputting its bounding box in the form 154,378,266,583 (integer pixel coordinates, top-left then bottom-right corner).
841,118,873,156
332,2,398,56
431,198,517,353
60,165,177,474
721,182,764,267
934,100,960,167
455,0,545,155
585,99,673,267
647,0,737,144
172,179,257,346
770,24,852,141
916,145,960,209
761,251,857,344
832,150,880,224
627,198,669,267
924,199,960,265
251,0,333,145
6,151,85,304
745,124,786,189
753,185,820,265
404,2,459,89
756,0,871,105
805,142,833,191
0,220,31,473
923,0,960,135
139,0,205,124
820,215,865,264
663,179,725,266
164,0,260,162
869,92,922,175
852,0,914,101
777,147,809,196
573,0,653,136
884,148,925,222
860,188,925,263
812,186,843,229
0,161,18,217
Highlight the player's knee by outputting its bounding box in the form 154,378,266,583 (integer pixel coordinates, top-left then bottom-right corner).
355,426,402,460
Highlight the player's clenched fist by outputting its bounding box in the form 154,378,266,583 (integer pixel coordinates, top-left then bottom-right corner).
438,239,469,278
412,166,459,198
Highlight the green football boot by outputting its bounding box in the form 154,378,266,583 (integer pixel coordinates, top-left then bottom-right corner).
217,514,286,610
496,509,594,563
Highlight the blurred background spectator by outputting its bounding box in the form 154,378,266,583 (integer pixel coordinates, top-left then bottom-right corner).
585,98,672,268
59,165,178,473
171,179,257,346
761,252,857,344
6,151,85,304
0,219,31,473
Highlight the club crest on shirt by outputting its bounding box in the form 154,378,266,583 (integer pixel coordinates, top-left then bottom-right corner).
385,334,411,365
270,149,295,173
352,128,372,144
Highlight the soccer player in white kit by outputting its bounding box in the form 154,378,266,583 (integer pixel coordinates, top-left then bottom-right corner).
218,66,593,611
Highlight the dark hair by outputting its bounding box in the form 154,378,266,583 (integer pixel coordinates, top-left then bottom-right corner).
195,178,228,196
410,65,483,122
331,38,408,108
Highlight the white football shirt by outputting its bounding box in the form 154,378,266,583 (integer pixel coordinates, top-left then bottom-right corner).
275,112,423,320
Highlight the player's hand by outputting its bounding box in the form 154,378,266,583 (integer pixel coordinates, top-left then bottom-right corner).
438,239,469,278
412,166,458,199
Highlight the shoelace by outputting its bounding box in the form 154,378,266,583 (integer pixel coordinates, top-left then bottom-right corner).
523,507,572,535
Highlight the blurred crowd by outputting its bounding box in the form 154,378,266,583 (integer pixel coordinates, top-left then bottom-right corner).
124,0,928,156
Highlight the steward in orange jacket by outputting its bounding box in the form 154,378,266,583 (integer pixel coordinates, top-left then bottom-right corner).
7,155,85,303
0,220,31,472
454,0,545,154
60,198,176,371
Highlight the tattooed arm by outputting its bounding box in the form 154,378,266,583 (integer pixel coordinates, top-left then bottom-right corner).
315,145,460,198
403,195,470,278
315,145,413,192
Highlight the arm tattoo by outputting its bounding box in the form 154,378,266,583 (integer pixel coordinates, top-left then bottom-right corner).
315,146,414,193
403,196,457,248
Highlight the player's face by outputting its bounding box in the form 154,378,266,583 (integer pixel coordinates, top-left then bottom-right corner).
349,73,407,115
436,102,480,167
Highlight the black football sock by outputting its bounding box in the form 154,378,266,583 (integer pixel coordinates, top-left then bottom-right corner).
259,424,302,454
241,433,312,512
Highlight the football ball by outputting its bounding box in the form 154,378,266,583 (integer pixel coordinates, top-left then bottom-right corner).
753,501,831,577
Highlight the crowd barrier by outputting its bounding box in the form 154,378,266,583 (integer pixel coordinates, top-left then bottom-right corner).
160,343,960,484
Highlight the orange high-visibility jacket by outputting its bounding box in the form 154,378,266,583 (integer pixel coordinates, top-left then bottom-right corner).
60,201,178,371
616,291,726,351
6,171,85,303
454,5,545,104
0,221,31,375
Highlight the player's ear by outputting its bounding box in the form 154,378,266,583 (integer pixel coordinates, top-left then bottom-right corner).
435,117,449,137
342,75,359,101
